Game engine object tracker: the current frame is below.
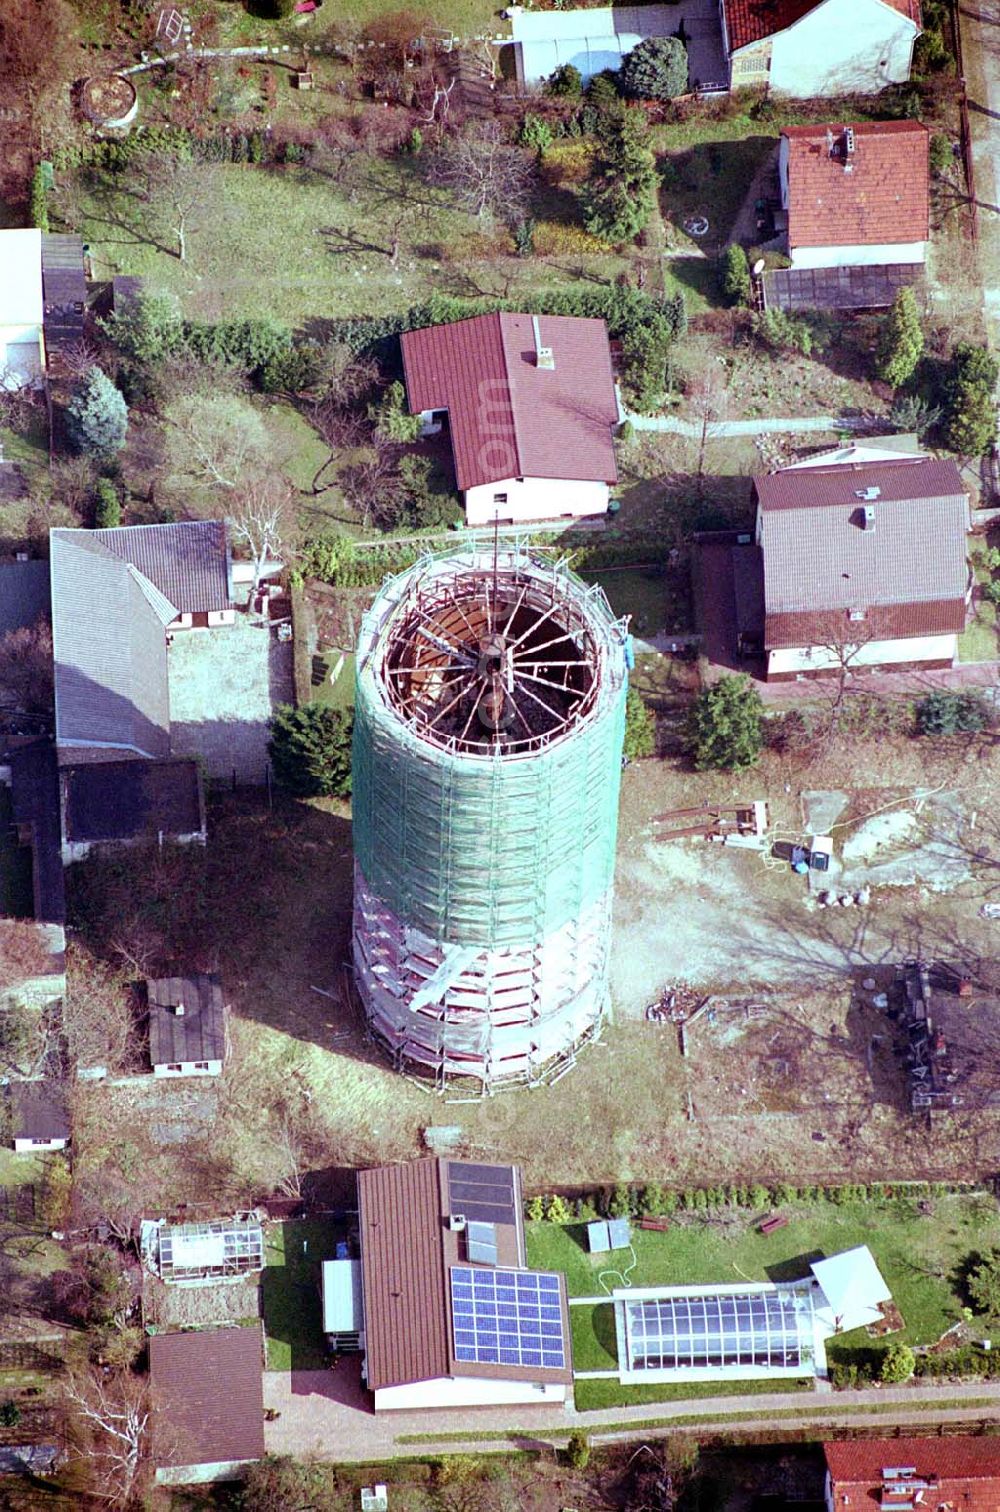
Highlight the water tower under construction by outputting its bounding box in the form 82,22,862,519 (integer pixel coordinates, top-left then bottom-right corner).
351,546,629,1091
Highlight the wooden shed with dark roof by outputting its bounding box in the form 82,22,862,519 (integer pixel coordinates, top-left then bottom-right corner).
357,1156,572,1411
10,1081,69,1152
147,972,226,1077
150,1324,264,1484
40,235,86,375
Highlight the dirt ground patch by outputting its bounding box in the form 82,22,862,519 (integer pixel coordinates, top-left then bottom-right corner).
66,733,1000,1199
142,1273,260,1329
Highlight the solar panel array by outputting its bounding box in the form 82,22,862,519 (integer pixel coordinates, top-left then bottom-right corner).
450,1266,566,1370
625,1290,813,1372
448,1163,516,1226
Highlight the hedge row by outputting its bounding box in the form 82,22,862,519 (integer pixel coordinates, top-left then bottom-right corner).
525,1179,982,1224
831,1345,1000,1389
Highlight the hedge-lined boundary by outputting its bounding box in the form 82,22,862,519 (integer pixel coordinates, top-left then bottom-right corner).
524,1179,985,1224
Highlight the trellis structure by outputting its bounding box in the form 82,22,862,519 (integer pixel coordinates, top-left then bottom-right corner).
352,546,628,1091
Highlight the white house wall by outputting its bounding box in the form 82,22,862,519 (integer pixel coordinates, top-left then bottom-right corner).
767,632,957,676
373,1375,567,1410
767,0,917,95
790,240,926,269
13,1137,67,1153
152,1059,223,1078
0,325,44,389
464,476,609,526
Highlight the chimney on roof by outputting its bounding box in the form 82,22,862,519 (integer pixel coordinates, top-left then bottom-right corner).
171,1000,186,1017
532,315,555,371
842,126,855,172
862,504,876,530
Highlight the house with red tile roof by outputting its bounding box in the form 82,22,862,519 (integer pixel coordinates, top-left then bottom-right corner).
357,1157,572,1410
754,453,970,679
401,312,620,527
779,121,929,270
823,1437,1000,1512
721,0,920,94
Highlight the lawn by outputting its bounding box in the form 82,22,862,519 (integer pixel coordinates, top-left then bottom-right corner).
309,651,356,712
959,539,999,662
261,1218,341,1371
68,156,637,329
527,1191,1000,1408
585,568,667,636
659,135,775,253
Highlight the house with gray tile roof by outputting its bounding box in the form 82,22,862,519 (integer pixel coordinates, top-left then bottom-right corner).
753,454,970,680
50,522,234,757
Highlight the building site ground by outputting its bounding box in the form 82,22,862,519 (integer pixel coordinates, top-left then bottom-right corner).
65,717,1000,1228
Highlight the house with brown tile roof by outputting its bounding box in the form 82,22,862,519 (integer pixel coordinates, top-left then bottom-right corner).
150,1324,264,1484
357,1157,573,1410
778,121,929,271
401,312,619,527
721,0,920,94
823,1437,1000,1512
754,454,970,680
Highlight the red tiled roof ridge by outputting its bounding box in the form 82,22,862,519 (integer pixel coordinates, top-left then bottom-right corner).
401,311,618,492
725,0,918,52
782,119,929,250
825,1437,1000,1483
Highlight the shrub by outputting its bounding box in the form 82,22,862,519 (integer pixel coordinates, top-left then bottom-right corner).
93,476,121,529
639,1182,667,1216
880,1342,916,1383
944,341,998,456
546,63,583,98
100,289,184,368
618,419,634,441
875,287,924,388
752,307,813,355
916,691,989,736
0,1401,20,1429
915,28,953,71
619,36,688,101
929,132,952,173
268,705,353,797
687,673,764,770
607,1182,633,1218
512,218,536,258
888,392,940,438
624,685,656,759
260,343,324,396
566,1432,591,1469
983,578,1000,606
519,114,553,156
526,1195,545,1222
407,126,423,155
370,380,422,443
720,243,750,306
967,1247,1000,1315
587,69,622,107
66,367,128,459
545,1193,571,1223
30,164,49,233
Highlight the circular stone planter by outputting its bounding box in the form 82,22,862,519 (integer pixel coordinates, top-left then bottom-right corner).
80,73,139,129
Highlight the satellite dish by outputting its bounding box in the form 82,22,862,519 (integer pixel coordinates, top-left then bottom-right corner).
752,258,766,276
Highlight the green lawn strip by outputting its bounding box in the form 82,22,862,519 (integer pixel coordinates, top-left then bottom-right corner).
308,651,356,712
958,602,998,662
583,568,668,636
262,1218,339,1371
573,1373,812,1413
394,1395,1000,1446
72,158,634,327
526,1193,1000,1367
659,135,776,252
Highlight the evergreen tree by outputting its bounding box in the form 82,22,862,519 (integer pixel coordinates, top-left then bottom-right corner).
945,341,999,455
620,36,688,101
875,286,924,387
545,63,583,97
968,1248,1000,1315
65,367,128,459
623,685,655,758
687,673,764,770
93,476,121,529
720,243,751,306
268,705,353,797
581,104,658,245
880,1341,916,1383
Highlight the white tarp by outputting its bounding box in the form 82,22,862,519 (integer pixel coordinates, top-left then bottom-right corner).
323,1259,363,1334
512,5,677,83
811,1245,892,1334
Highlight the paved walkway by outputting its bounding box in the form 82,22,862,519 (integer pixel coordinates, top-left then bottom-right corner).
625,412,868,436
264,1366,1000,1462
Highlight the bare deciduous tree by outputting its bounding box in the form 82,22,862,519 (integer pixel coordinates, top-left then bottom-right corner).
229,475,295,592
64,1367,150,1507
426,121,533,227
135,154,218,263
0,618,54,714
686,368,729,494
165,391,269,490
62,948,135,1078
